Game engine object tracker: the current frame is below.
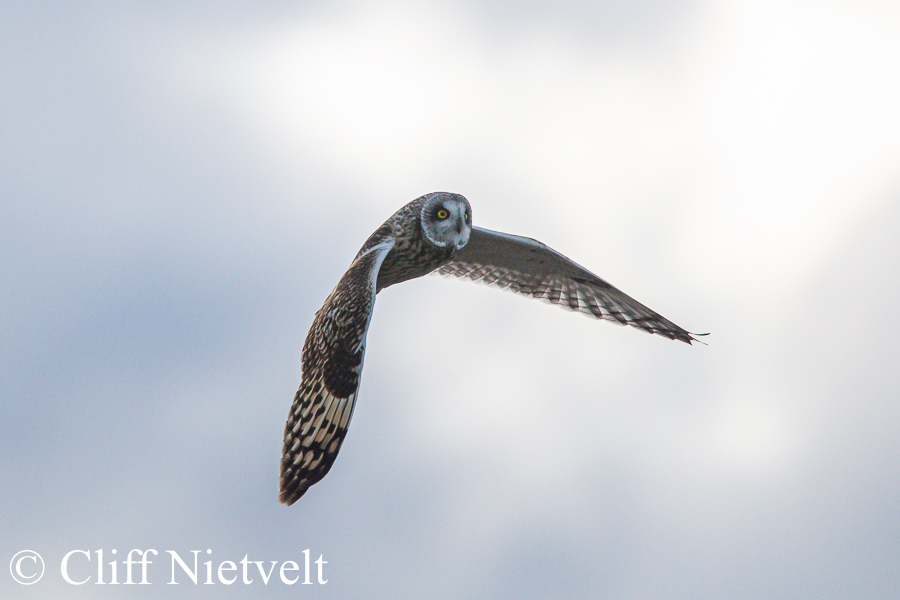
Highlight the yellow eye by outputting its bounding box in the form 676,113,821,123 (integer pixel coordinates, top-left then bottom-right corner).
436,209,449,219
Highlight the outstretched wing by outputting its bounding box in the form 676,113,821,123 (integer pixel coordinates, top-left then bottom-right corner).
438,227,700,344
280,239,394,505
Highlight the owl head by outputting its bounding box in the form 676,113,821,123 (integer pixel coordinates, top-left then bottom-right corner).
420,192,472,250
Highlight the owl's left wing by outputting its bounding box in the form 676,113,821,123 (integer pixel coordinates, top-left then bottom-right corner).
280,239,394,505
438,226,702,344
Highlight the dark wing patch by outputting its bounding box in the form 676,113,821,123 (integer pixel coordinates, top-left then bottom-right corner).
438,227,701,344
280,240,393,505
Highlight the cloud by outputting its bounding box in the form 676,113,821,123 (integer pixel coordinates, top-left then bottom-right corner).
2,1,899,598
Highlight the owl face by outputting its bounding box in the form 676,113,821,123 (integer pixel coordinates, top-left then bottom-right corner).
420,193,472,250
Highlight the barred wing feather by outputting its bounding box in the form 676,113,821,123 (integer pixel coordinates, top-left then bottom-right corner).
438,227,700,344
280,240,394,505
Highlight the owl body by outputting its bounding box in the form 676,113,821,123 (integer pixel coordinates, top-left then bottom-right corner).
280,192,702,505
370,194,463,291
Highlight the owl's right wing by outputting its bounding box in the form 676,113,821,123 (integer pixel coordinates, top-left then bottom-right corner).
280,239,394,505
439,226,701,344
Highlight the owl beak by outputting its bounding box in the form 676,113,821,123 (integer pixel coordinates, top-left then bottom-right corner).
455,228,470,250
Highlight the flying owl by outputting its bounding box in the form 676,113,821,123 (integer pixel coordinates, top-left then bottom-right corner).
280,192,702,505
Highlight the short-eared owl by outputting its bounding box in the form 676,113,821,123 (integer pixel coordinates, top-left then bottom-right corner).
280,192,702,505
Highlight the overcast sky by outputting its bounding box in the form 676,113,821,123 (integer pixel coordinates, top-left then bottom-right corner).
3,1,900,598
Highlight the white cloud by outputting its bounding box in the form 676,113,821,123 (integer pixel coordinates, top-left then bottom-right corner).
5,0,900,597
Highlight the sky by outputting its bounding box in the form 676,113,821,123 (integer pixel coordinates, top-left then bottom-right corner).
2,0,899,598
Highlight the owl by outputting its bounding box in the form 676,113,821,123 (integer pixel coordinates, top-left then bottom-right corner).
280,192,703,505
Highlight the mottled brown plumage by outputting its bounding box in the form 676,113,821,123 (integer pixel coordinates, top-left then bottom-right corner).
280,194,465,504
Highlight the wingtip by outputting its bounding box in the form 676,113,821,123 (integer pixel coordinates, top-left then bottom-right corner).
279,484,304,506
279,470,307,506
687,332,710,346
